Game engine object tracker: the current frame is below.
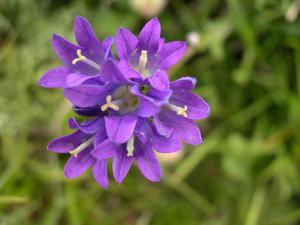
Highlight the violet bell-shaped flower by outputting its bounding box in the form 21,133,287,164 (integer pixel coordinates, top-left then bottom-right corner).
116,18,187,91
47,117,109,188
154,77,210,145
91,117,182,183
39,16,114,88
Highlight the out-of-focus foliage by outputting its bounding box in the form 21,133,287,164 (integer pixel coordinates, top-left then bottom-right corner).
0,0,300,224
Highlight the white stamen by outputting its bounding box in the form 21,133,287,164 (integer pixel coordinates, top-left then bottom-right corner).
126,136,135,157
166,103,188,118
101,95,120,111
138,50,148,73
69,137,94,157
72,49,101,71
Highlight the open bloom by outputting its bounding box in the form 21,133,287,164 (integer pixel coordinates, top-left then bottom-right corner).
91,117,182,183
154,77,210,145
116,18,187,91
47,117,109,188
39,16,114,88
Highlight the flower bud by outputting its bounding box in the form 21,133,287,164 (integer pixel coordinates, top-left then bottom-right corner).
286,0,300,22
130,0,168,18
186,31,201,48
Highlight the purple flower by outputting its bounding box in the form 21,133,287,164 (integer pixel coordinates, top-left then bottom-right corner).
38,16,114,88
91,118,181,183
47,117,109,188
116,18,187,91
153,77,210,145
39,16,210,187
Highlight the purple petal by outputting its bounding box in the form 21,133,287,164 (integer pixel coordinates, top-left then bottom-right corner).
116,28,138,60
92,159,109,189
135,143,162,182
38,66,70,88
68,117,78,129
92,139,116,159
170,76,197,90
146,86,172,103
102,36,114,59
134,119,148,143
130,85,160,117
47,130,88,153
144,119,181,153
94,127,108,146
64,146,95,178
158,38,165,52
52,34,77,67
137,97,161,117
118,60,142,79
52,34,98,75
74,16,105,60
66,73,98,87
137,18,161,54
153,115,173,137
170,91,210,120
113,147,134,184
101,59,131,84
64,84,108,107
152,132,182,153
148,70,169,91
71,117,105,134
158,109,202,145
158,41,187,70
105,114,138,143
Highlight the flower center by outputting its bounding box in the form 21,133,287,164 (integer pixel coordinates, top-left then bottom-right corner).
136,50,151,78
166,103,188,118
72,49,101,71
100,86,139,114
69,137,94,157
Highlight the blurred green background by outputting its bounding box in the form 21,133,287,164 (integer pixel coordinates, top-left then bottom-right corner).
1,0,300,224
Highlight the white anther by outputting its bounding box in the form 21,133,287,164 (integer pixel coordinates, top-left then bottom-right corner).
177,106,188,117
166,103,188,118
126,136,135,157
138,50,148,73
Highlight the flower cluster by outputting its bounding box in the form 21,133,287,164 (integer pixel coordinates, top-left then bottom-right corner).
39,16,210,188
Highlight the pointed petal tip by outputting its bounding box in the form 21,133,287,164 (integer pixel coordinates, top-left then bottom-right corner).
113,169,128,184
148,17,160,23
205,104,211,118
74,15,90,28
147,17,161,28
149,177,161,183
117,27,127,33
115,178,123,185
51,33,61,42
46,141,57,152
37,77,46,87
64,169,80,179
51,34,68,50
74,15,85,22
102,184,109,190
